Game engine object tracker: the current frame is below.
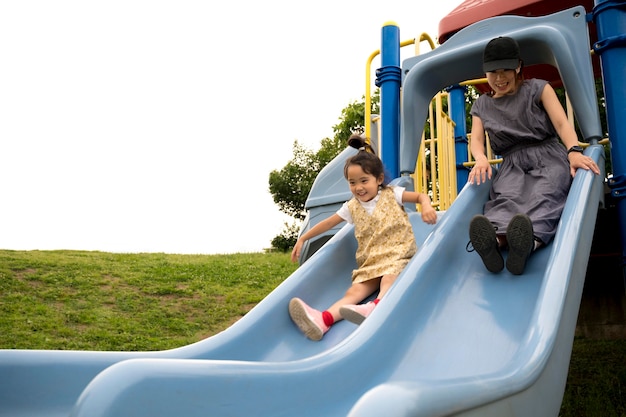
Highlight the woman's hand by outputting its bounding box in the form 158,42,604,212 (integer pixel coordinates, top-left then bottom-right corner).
568,152,601,177
468,158,492,185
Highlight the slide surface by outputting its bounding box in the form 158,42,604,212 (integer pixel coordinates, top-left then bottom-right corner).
0,145,604,417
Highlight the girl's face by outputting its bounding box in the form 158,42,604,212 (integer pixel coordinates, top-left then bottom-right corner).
346,164,384,203
486,67,520,97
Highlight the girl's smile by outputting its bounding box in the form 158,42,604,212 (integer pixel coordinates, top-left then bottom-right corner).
346,164,383,203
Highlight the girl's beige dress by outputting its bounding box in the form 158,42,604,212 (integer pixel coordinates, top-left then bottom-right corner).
347,187,417,283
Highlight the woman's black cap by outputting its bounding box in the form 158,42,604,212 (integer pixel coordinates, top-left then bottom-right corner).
483,36,521,72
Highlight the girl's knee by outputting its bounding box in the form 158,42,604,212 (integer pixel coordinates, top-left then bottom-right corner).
381,274,398,285
347,279,378,298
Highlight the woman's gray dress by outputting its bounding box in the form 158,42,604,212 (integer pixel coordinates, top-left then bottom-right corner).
470,78,572,244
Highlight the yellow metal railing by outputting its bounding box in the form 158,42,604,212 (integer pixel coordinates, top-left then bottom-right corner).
414,92,457,210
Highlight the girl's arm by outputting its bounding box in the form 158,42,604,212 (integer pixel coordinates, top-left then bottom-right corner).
402,191,437,224
541,83,600,177
468,115,493,185
291,213,344,262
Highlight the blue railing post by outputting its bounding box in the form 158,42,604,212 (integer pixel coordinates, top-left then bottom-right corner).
447,84,469,191
376,23,402,180
592,0,626,275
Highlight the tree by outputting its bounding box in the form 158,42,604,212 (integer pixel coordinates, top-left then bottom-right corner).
268,141,321,221
267,92,380,250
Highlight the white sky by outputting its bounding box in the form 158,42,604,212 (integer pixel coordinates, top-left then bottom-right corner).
0,0,463,254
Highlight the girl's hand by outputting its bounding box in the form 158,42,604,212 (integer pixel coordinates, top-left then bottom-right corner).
291,240,304,263
421,205,437,225
468,159,492,185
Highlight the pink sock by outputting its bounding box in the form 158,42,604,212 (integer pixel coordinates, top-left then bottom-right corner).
373,299,380,305
322,311,334,327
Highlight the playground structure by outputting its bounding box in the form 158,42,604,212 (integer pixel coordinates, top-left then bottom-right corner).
0,1,624,416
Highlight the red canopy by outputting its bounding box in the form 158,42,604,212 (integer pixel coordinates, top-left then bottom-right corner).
437,0,599,86
438,0,596,43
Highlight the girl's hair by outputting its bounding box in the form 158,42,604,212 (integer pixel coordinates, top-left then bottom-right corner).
344,134,387,187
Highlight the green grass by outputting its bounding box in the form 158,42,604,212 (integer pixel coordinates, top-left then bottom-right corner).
561,338,626,417
0,250,297,351
0,250,624,415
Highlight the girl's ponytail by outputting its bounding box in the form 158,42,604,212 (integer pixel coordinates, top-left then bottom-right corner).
348,134,375,154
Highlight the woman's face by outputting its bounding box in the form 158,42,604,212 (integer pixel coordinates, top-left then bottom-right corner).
346,164,383,203
486,66,520,97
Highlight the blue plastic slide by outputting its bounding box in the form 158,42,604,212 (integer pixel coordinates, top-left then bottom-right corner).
0,145,604,417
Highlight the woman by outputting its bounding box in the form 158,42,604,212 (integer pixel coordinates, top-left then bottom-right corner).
467,36,600,275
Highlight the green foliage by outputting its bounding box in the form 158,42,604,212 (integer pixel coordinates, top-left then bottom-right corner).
268,141,321,220
465,85,479,127
332,90,380,140
270,222,300,252
267,91,380,250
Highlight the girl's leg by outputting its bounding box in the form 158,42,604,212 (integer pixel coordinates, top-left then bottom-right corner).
377,273,398,300
288,279,380,341
339,275,397,325
326,278,380,322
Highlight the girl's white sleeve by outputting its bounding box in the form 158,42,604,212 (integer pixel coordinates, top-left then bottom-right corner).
393,186,406,205
336,201,353,224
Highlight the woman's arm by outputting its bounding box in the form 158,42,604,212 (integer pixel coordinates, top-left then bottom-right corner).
541,84,600,176
468,115,493,185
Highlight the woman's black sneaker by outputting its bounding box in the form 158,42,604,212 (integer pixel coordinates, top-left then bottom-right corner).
469,215,504,273
506,214,534,275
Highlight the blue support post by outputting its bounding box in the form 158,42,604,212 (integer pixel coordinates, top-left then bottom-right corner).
447,84,469,191
376,23,402,179
592,0,626,274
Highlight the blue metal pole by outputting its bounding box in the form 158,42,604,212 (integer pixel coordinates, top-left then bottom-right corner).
592,0,626,271
447,84,469,191
376,23,402,180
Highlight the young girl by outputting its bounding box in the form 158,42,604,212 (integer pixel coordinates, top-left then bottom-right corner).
467,36,600,275
289,136,437,341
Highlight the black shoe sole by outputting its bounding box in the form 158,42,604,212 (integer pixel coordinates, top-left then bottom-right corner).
506,214,534,275
469,215,504,273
